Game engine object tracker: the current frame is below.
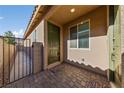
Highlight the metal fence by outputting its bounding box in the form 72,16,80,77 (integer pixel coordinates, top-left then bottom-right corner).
0,36,32,87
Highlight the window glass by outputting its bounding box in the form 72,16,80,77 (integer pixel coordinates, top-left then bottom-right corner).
70,26,77,48
78,21,89,48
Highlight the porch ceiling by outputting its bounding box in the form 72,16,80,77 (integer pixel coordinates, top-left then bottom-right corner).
49,5,100,25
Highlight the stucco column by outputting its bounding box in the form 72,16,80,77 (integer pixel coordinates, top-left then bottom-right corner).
32,42,43,74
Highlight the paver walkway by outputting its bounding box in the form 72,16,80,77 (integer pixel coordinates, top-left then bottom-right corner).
4,63,111,88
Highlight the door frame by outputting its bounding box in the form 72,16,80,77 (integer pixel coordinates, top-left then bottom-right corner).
107,5,121,87
44,19,63,69
107,5,115,82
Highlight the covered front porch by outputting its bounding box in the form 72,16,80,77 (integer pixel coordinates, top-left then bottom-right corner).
44,5,109,75
43,5,121,87
24,5,121,87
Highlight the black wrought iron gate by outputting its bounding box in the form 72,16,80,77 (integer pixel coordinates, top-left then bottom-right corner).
0,36,32,87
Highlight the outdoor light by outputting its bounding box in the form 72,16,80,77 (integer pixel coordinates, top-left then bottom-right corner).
70,8,75,13
80,22,83,24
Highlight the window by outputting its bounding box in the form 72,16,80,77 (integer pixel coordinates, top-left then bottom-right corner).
69,20,90,49
32,30,37,42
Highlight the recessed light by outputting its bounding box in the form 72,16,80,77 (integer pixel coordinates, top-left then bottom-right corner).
70,8,75,13
80,22,83,24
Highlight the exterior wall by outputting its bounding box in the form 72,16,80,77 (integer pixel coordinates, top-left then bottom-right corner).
26,20,45,70
121,5,124,87
63,6,109,71
26,20,45,46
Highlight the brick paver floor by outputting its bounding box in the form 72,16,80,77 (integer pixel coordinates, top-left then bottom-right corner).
4,63,111,88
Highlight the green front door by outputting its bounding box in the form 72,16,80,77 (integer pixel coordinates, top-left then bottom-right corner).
109,5,121,87
47,22,60,65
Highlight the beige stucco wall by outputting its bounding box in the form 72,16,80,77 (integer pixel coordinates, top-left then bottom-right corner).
121,5,124,87
26,20,45,71
63,6,109,71
26,20,45,46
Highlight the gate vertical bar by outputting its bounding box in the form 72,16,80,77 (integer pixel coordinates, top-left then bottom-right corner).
28,39,30,75
8,37,10,83
22,39,24,78
14,37,15,81
2,37,4,86
26,40,27,75
29,39,31,75
22,39,24,77
18,39,20,79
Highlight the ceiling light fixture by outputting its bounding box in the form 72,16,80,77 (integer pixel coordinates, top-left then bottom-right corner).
70,8,75,13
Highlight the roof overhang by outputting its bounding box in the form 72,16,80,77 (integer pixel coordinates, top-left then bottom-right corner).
24,5,53,39
48,5,101,25
24,5,102,39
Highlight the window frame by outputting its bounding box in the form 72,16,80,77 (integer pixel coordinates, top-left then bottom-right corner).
69,19,90,50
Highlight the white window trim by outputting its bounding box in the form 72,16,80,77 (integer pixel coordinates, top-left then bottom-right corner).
69,19,91,51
